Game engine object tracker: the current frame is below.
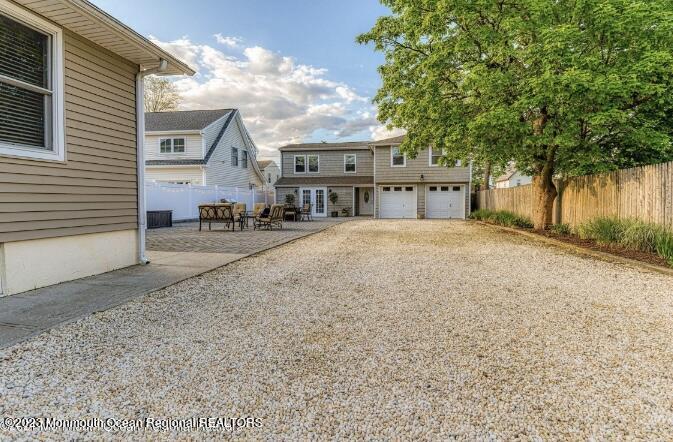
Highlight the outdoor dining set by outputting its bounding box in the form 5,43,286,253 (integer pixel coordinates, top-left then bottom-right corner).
198,201,313,231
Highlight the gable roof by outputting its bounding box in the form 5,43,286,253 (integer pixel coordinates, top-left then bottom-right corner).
14,0,194,76
496,170,517,182
257,160,276,169
278,141,370,151
145,109,233,132
146,110,237,166
369,135,406,146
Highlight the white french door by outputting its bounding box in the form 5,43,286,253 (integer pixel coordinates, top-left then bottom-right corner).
300,187,327,217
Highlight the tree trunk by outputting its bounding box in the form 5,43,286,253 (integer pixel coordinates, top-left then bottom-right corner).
531,146,557,230
481,162,492,191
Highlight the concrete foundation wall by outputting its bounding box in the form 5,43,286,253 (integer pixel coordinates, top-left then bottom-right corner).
0,229,138,296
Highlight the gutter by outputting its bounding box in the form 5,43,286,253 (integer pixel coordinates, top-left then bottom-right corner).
135,59,168,265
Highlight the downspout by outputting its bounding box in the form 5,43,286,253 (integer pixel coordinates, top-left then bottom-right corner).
135,59,168,264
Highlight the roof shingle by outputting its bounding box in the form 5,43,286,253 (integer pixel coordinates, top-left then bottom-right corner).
145,109,233,132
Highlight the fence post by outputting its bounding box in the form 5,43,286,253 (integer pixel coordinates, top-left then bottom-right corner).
188,183,194,219
235,187,240,203
215,185,220,203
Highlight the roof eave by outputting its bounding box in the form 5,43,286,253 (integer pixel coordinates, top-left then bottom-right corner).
66,0,195,76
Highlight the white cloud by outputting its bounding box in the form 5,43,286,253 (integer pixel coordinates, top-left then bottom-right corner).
370,125,406,141
214,34,243,47
150,36,381,160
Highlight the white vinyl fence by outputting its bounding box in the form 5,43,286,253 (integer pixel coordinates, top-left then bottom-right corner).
145,182,276,221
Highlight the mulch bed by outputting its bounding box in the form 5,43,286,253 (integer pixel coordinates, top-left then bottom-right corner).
531,229,671,268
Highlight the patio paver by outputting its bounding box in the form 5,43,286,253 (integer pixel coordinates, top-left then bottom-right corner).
0,218,349,349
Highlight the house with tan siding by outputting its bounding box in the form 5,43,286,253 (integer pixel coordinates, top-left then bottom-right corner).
275,136,471,219
0,0,193,295
144,109,265,189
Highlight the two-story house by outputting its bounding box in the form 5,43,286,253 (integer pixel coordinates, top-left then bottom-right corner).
275,141,375,217
275,136,472,219
144,109,265,189
258,159,280,187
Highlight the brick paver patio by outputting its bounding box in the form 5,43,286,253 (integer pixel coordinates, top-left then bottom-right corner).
146,218,351,254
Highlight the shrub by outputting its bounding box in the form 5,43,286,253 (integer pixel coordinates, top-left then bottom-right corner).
470,209,494,221
655,232,673,266
619,220,662,253
550,223,571,236
577,217,673,267
470,209,532,228
576,217,625,245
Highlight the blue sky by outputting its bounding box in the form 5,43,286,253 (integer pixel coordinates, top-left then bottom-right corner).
92,0,399,159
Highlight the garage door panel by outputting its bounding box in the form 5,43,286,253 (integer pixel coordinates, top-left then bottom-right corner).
426,185,465,219
380,186,416,219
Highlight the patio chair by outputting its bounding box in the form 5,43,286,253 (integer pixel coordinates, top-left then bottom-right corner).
253,203,266,217
254,204,284,230
299,203,312,221
199,203,235,231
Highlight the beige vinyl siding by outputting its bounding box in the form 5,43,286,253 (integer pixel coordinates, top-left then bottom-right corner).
275,187,297,205
281,149,373,177
145,167,204,184
205,116,263,188
0,30,139,243
144,134,203,160
374,146,470,183
327,186,354,215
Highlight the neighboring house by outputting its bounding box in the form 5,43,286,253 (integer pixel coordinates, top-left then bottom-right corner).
495,167,533,188
258,159,280,187
0,0,193,295
275,136,472,219
145,109,265,189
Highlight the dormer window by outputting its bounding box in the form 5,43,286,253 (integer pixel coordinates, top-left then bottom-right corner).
159,138,185,153
391,146,406,167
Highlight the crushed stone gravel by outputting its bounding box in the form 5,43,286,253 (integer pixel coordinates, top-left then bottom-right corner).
1,220,673,440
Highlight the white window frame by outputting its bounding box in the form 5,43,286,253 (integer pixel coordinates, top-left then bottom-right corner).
241,150,248,168
159,137,186,154
231,146,239,166
294,155,306,174
307,154,319,173
429,147,444,167
344,154,357,173
390,146,406,167
0,1,65,162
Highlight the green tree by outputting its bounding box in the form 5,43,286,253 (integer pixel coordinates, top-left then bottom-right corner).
359,0,673,228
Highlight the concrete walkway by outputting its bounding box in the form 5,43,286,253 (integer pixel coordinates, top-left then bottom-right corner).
0,218,349,349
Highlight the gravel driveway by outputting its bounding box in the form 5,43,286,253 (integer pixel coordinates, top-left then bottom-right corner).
2,220,673,439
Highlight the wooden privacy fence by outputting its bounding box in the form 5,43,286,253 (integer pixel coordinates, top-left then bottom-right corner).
476,161,673,230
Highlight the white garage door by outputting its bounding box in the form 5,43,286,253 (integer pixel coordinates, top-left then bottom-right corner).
426,185,465,219
379,185,417,219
